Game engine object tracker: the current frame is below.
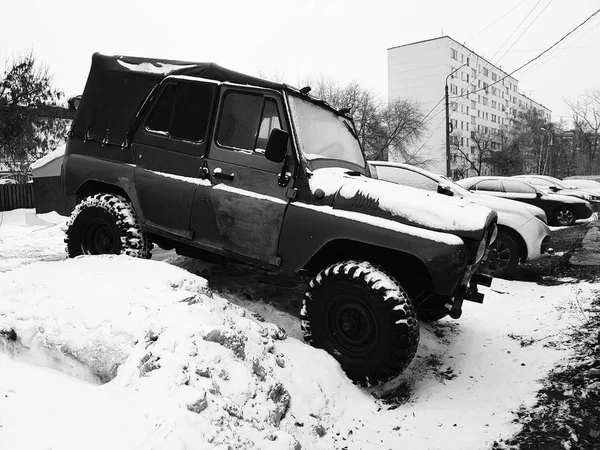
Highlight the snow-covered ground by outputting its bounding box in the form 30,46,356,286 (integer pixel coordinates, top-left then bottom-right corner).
0,209,596,450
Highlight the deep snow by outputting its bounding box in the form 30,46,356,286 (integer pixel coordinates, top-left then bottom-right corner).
0,209,596,449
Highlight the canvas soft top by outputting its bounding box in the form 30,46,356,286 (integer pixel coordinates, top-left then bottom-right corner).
71,53,286,147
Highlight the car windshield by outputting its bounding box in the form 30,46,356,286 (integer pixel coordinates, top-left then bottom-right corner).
287,94,365,169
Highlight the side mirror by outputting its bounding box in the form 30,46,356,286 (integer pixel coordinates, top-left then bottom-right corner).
265,128,288,163
549,185,560,192
437,184,454,196
536,192,543,198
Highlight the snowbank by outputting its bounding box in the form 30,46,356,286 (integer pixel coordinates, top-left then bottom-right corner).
30,144,66,171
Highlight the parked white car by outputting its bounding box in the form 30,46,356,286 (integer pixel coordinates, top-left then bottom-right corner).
368,162,552,278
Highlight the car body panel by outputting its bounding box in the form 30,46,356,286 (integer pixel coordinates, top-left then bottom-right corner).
457,176,593,224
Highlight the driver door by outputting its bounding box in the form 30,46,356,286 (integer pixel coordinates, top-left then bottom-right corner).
191,87,294,266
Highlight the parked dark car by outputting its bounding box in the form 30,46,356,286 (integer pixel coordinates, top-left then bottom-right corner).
513,175,600,210
369,162,552,279
456,176,593,226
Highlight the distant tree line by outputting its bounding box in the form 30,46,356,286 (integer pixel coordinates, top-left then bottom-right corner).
450,89,600,179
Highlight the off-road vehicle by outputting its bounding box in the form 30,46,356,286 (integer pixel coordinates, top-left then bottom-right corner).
62,53,497,386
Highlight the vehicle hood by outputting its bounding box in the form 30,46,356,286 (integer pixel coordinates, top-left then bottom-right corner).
465,193,545,222
308,168,496,241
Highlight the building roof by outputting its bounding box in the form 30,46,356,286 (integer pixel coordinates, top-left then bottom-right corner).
388,35,515,81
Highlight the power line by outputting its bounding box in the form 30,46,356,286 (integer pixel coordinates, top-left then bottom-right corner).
466,0,528,43
489,0,544,62
518,16,600,77
496,0,553,63
450,7,600,100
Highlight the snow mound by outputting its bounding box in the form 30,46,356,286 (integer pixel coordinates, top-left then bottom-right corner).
0,256,374,449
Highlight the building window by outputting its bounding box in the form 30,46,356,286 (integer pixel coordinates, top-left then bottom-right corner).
492,72,497,81
465,106,469,115
452,102,458,111
451,67,456,78
450,84,458,95
482,97,488,106
471,116,476,124
492,100,497,109
471,100,476,109
466,124,469,132
483,68,489,77
492,87,497,96
471,68,476,77
451,48,458,60
466,57,470,67
461,137,464,146
485,112,488,120
491,114,496,123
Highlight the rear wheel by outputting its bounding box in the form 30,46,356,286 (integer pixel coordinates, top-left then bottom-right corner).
301,261,419,386
482,231,520,279
65,193,152,259
553,206,575,226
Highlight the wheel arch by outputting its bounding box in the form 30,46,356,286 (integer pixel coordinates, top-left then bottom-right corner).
75,180,131,202
497,224,527,262
301,239,434,296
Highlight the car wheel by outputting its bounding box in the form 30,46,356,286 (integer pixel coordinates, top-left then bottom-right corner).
301,260,419,386
553,206,575,226
482,231,520,279
65,193,152,259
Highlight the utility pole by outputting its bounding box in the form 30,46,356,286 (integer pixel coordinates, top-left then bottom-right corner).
445,64,466,178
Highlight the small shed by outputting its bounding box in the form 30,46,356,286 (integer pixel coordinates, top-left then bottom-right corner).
31,145,75,216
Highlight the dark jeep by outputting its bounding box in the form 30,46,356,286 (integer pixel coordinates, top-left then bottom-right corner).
62,53,497,386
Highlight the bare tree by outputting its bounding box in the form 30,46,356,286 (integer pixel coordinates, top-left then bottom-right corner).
298,76,427,163
451,130,495,176
0,51,68,170
565,90,600,174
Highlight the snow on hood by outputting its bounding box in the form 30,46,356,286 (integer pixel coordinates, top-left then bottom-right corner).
309,168,495,241
0,256,375,449
30,144,66,170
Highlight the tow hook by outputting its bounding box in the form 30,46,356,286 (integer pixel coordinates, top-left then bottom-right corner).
448,297,463,319
471,272,493,288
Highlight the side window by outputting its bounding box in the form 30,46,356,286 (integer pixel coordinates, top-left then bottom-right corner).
217,92,281,152
375,166,438,191
474,180,503,192
171,84,213,141
503,180,536,194
145,83,213,143
256,99,281,151
146,85,176,134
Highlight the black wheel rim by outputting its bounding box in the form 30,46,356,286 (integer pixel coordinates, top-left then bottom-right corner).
556,209,574,226
487,239,512,273
82,217,118,254
326,294,378,358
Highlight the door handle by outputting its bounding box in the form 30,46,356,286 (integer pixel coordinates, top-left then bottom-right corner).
213,167,235,181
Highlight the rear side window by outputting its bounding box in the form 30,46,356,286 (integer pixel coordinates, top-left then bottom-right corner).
146,83,214,142
503,180,536,194
474,180,503,192
217,92,281,152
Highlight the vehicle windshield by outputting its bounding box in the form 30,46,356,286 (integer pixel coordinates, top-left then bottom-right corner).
287,94,366,170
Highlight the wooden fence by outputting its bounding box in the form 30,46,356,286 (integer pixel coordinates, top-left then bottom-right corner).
0,183,34,211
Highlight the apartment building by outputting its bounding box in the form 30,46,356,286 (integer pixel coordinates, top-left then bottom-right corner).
388,36,551,176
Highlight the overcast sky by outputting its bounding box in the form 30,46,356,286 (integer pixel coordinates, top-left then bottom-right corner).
2,0,599,127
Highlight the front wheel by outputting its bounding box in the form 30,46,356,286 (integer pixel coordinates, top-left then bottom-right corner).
553,206,575,226
301,261,420,386
65,193,152,259
481,231,520,279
